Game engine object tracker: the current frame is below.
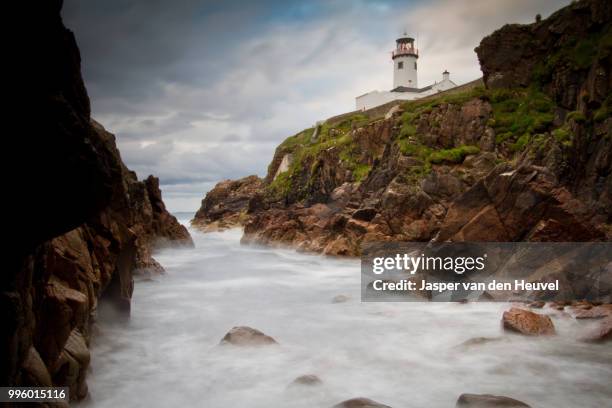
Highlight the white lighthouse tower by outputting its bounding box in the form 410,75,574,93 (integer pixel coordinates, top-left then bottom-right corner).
392,35,418,89
355,34,457,111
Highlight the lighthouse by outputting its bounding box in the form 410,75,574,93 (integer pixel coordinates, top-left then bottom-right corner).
355,34,457,111
392,35,418,89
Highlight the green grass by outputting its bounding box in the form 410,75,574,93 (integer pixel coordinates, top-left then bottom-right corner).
594,95,612,123
429,145,480,164
552,126,573,147
566,110,586,123
488,88,554,151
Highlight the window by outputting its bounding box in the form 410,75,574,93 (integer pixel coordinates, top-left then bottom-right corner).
398,61,404,69
415,62,417,70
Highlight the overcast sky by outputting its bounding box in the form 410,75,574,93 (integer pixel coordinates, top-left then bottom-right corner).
62,0,568,213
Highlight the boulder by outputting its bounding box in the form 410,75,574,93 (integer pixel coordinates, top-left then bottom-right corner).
456,393,531,407
220,326,277,346
332,397,392,408
502,308,555,336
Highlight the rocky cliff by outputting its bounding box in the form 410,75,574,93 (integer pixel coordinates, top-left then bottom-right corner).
192,0,611,257
2,1,192,402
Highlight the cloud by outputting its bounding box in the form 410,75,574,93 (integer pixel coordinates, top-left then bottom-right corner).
62,0,568,212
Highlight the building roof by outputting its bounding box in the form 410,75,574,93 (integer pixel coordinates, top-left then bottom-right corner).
391,84,433,93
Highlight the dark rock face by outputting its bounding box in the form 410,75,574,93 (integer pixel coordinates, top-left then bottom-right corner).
476,0,612,109
2,1,192,399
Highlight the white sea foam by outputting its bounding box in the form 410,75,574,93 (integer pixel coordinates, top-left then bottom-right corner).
79,217,612,408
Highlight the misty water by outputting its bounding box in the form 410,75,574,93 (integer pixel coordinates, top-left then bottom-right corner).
80,215,612,408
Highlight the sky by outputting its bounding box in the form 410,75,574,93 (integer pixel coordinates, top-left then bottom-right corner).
62,0,569,213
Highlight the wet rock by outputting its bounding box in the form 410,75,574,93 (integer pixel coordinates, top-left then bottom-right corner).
332,397,392,408
457,337,503,349
572,305,611,319
456,393,531,407
220,326,278,346
580,317,612,343
502,308,555,336
290,374,322,386
332,295,351,303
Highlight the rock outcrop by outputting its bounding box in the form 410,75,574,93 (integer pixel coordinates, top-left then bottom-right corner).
192,0,611,265
2,1,192,401
191,175,263,231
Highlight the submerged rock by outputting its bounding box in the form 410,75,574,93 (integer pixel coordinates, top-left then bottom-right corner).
332,397,392,408
580,317,612,343
332,294,351,303
457,337,504,349
502,308,555,336
290,374,322,386
456,393,531,407
220,326,278,346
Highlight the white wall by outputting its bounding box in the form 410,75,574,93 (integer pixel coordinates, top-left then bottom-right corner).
356,90,420,111
393,55,418,88
356,74,458,110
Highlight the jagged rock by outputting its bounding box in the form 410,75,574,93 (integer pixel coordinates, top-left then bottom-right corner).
220,326,278,346
332,397,392,408
290,374,322,386
456,393,531,407
502,308,555,336
192,175,264,231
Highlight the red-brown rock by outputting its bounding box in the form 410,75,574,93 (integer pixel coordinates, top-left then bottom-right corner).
502,308,556,336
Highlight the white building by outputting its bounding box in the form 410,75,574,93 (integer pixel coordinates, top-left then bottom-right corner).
356,35,457,110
